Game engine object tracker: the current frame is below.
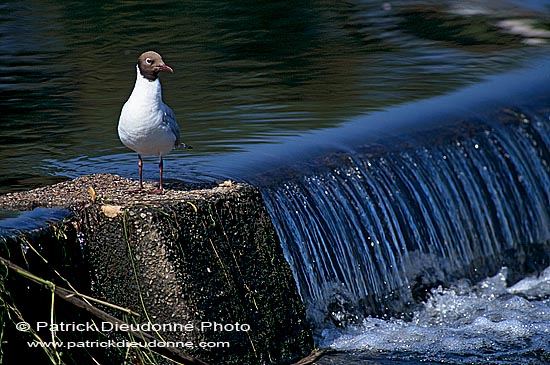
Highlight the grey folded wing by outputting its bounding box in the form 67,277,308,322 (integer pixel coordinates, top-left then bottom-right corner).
162,105,181,148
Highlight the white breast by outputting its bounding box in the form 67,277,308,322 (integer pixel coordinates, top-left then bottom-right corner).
118,66,178,157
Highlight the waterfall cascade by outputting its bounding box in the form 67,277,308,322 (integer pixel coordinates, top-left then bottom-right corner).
263,106,550,328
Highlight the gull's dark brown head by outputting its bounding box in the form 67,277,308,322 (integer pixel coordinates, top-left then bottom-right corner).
137,51,173,81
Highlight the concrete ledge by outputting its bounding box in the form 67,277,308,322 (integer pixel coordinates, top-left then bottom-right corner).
0,174,313,364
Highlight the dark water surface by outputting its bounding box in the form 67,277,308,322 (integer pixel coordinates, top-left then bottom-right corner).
1,1,549,193
2,2,550,365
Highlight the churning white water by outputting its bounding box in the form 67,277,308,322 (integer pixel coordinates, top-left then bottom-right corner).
318,266,550,364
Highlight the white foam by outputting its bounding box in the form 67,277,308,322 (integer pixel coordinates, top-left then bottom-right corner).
321,266,550,360
508,265,550,299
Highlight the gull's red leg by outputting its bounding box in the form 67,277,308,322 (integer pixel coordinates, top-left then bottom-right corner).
138,154,143,190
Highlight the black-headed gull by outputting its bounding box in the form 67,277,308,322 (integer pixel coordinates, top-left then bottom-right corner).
118,51,188,193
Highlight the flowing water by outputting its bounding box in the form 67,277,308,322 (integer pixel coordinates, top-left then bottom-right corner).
2,1,550,364
261,99,550,322
255,64,550,362
258,99,550,363
0,207,71,237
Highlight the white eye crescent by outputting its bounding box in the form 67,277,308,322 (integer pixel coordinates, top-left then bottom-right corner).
145,57,153,65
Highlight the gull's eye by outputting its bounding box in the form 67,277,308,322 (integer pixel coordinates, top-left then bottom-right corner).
145,57,153,65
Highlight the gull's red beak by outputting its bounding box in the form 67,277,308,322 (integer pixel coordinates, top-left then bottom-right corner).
158,64,173,73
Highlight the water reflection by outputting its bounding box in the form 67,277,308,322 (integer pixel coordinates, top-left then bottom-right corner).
0,1,548,193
